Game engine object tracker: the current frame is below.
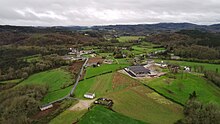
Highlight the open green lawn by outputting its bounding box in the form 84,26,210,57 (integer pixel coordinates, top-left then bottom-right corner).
20,68,73,92
106,85,183,124
85,64,129,79
117,36,144,42
159,60,220,73
142,73,220,105
79,105,146,124
19,68,74,103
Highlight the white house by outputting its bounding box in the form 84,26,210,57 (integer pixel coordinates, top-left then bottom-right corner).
84,93,95,99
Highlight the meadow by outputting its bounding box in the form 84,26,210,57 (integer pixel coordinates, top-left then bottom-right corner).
159,60,220,73
19,68,74,103
74,71,183,124
75,73,113,98
85,64,129,79
78,105,146,124
117,36,144,42
49,108,87,124
142,73,220,105
20,68,73,92
106,85,183,124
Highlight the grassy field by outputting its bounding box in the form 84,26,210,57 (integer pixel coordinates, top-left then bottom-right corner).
42,86,72,103
22,54,41,62
98,52,114,59
19,68,74,103
131,45,165,55
115,58,131,65
117,36,144,42
78,105,146,124
159,60,220,73
49,109,87,124
75,71,183,124
75,72,140,98
75,73,113,98
85,64,129,79
20,68,73,92
106,85,183,124
142,73,220,105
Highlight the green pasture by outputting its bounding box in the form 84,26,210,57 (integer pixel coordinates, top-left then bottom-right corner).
158,60,220,73
106,85,183,124
19,68,74,103
85,64,128,79
142,73,220,105
20,68,73,92
79,105,146,124
117,36,144,43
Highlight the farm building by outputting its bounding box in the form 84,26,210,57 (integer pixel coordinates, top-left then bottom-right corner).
86,58,104,67
154,62,168,68
125,66,150,77
39,104,53,111
84,93,96,99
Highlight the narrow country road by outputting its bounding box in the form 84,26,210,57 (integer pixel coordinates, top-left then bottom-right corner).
70,58,88,96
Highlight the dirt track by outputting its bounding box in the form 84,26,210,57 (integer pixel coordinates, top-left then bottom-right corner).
69,100,95,111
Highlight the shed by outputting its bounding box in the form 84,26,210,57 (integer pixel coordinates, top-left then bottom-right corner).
84,93,95,99
39,104,53,111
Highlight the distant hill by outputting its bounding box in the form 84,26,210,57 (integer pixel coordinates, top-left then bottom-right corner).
91,23,220,35
1,23,220,35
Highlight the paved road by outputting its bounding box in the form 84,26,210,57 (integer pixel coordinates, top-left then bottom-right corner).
42,58,88,107
70,58,88,96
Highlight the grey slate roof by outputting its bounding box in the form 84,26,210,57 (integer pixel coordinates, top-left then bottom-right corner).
128,66,150,74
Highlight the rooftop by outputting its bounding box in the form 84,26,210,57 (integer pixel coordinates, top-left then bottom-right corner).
128,66,150,74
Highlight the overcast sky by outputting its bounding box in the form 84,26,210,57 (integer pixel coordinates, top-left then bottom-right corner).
0,0,220,26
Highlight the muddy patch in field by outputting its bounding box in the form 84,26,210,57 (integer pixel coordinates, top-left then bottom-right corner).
112,72,140,90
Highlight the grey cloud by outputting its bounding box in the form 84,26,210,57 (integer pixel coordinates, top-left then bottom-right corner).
0,0,220,26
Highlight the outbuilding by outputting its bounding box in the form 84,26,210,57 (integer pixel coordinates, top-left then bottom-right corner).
39,104,53,111
84,93,96,99
125,66,150,77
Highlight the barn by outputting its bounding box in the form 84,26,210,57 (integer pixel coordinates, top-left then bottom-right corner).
39,104,53,111
84,93,96,99
125,66,150,77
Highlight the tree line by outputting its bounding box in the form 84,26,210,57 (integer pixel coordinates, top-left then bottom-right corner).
204,70,220,88
176,92,220,124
